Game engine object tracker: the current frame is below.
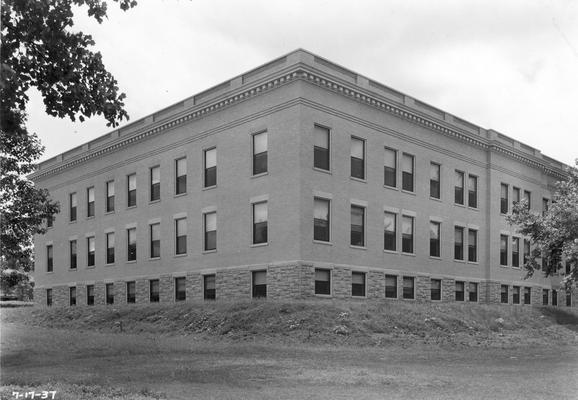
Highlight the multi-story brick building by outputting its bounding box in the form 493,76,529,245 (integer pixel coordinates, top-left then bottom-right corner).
31,49,574,308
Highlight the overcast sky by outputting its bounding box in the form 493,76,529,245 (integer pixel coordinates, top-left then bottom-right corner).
27,0,578,166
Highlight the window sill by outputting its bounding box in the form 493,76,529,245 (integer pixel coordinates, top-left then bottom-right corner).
127,205,137,210
313,167,332,175
429,197,442,202
86,266,95,269
105,210,115,215
499,264,509,268
383,184,398,191
69,268,77,271
174,253,187,258
350,245,367,250
385,296,399,300
402,252,416,257
69,220,77,224
454,203,466,208
203,249,217,254
401,189,416,196
351,295,368,299
314,293,333,298
86,216,95,220
313,240,332,246
454,259,466,263
126,260,137,264
468,206,479,212
350,176,366,183
105,263,115,267
203,185,217,191
383,249,398,254
149,257,161,261
149,199,161,205
403,297,416,301
251,172,268,179
429,256,442,260
46,271,54,274
467,261,478,265
174,192,187,198
251,242,268,248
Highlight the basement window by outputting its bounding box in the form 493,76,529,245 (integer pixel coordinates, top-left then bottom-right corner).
252,271,267,298
315,268,331,295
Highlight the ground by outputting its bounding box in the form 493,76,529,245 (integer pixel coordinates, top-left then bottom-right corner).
1,300,577,399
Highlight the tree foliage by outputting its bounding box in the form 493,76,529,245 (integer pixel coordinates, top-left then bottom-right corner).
1,0,136,279
507,160,578,291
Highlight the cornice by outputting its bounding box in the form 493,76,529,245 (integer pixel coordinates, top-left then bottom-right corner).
30,65,566,181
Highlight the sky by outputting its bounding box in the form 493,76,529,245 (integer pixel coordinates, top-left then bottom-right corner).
26,0,578,166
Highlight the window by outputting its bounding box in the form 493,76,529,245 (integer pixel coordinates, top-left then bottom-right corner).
46,288,52,306
501,285,509,304
204,148,217,187
385,275,397,299
252,270,267,298
566,292,572,307
350,205,365,247
150,166,160,202
314,198,330,242
126,281,136,303
454,227,464,260
175,158,187,195
513,286,520,304
175,218,187,255
512,237,520,268
468,229,478,262
175,277,186,301
149,279,159,303
454,171,464,205
430,163,440,199
204,274,216,300
127,174,136,207
401,153,414,192
70,192,77,221
314,125,330,170
402,216,414,254
430,279,441,301
252,131,267,175
403,277,414,299
500,184,508,214
69,287,77,306
350,137,365,179
127,228,137,261
543,289,549,305
384,148,397,187
542,198,549,216
70,240,77,269
204,212,217,251
46,215,53,228
455,281,465,301
524,287,531,305
106,232,115,264
150,223,160,258
87,187,95,217
87,285,94,306
106,283,114,305
552,290,558,306
523,190,531,210
429,221,441,257
106,181,115,212
468,175,478,208
383,212,396,251
87,237,95,267
252,202,268,245
523,239,531,265
500,235,508,266
315,269,331,295
469,282,478,302
512,187,520,206
351,271,366,297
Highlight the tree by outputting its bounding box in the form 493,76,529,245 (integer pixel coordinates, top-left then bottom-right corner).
1,0,136,290
507,160,578,292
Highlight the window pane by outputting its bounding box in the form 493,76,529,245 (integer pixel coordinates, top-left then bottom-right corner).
107,181,115,196
176,158,186,177
402,154,413,173
314,198,330,242
351,138,364,159
253,132,267,154
384,148,397,187
253,202,267,223
402,154,414,191
352,272,365,297
128,174,136,190
315,269,331,295
455,227,464,260
402,216,414,253
314,125,329,148
468,229,477,262
205,148,216,168
205,212,217,232
350,205,365,246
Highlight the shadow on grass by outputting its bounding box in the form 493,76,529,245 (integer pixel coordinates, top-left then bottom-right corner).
541,307,578,331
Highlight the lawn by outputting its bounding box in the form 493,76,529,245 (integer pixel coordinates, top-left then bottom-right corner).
2,301,578,399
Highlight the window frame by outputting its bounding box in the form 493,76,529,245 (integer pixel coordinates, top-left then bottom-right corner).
383,147,397,188
351,271,366,297
204,211,217,252
500,285,509,304
402,276,415,300
127,227,137,262
203,147,217,188
175,277,186,302
454,226,464,261
401,153,415,193
87,236,95,267
252,131,268,176
175,157,187,195
149,165,161,202
252,270,267,298
127,173,137,208
203,274,216,300
252,201,268,245
350,204,366,248
455,281,465,301
314,268,331,296
149,223,160,259
313,197,331,243
430,279,442,301
313,124,330,171
500,235,508,266
105,283,114,305
106,232,115,265
175,218,187,255
469,282,478,302
86,284,95,306
429,221,441,258
468,229,478,263
468,174,478,208
500,183,509,214
105,180,115,213
69,192,77,222
383,211,397,252
149,279,160,303
86,186,95,218
350,136,366,180
401,215,414,254
429,162,441,199
454,170,465,205
385,274,398,299
126,281,136,304
69,240,77,269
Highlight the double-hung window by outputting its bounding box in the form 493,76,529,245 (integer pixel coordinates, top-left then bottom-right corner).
402,216,414,254
431,279,441,301
523,190,531,210
403,277,415,299
175,218,187,255
454,171,464,205
469,283,478,302
87,285,95,306
150,223,160,258
351,272,366,297
523,239,531,264
385,275,397,298
204,148,217,188
454,227,464,260
204,212,217,251
204,275,216,300
69,287,76,306
314,198,330,242
383,212,396,251
350,137,365,180
127,228,137,261
252,202,268,245
87,236,95,267
430,221,441,257
401,153,414,192
350,205,365,247
175,158,187,195
430,163,440,199
106,232,115,264
501,285,509,304
512,237,520,268
150,279,159,302
70,193,77,221
126,281,136,303
175,277,186,301
252,271,267,298
106,181,115,212
468,229,478,262
384,148,397,187
468,175,478,208
455,281,465,301
47,245,53,272
252,131,268,175
150,166,160,202
70,240,77,269
314,125,330,170
87,187,95,217
512,187,520,207
106,283,114,305
523,287,531,304
315,269,331,295
500,235,508,266
127,174,136,207
500,183,508,214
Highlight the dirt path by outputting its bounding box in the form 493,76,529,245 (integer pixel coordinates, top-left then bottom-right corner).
2,321,577,400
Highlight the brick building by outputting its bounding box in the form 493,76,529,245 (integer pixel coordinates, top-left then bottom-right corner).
31,49,574,308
